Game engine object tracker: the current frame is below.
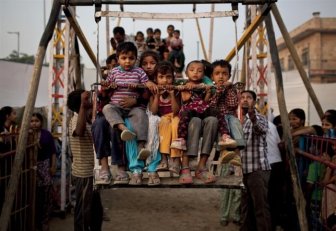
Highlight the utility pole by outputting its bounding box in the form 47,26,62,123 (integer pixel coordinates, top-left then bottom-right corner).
7,31,20,58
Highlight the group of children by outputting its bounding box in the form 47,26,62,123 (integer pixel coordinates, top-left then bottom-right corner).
97,40,244,186
133,24,185,75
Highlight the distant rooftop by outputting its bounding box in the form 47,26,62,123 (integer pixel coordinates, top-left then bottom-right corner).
276,12,336,50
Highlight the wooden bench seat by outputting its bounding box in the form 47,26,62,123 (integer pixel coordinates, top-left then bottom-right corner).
95,171,243,189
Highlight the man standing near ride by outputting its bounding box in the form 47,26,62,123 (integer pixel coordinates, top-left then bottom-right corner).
239,90,271,231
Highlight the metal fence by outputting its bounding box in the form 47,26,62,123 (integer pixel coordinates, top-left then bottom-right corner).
0,133,36,231
296,135,336,231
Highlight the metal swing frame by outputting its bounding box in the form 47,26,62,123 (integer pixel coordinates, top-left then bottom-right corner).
2,0,323,230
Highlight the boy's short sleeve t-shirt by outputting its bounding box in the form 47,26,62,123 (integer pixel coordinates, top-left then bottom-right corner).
107,66,148,105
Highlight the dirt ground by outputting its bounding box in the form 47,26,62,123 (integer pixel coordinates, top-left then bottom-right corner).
50,187,240,231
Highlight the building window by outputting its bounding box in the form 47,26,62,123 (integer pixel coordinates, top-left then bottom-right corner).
288,55,294,70
301,48,309,66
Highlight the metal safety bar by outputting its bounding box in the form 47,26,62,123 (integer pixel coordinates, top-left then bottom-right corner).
60,0,277,6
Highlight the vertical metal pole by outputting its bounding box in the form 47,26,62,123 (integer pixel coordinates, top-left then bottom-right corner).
17,32,20,58
208,3,215,62
60,18,70,213
105,4,110,57
197,41,199,60
43,0,47,64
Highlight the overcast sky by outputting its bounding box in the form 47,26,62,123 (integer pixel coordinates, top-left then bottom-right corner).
0,0,335,69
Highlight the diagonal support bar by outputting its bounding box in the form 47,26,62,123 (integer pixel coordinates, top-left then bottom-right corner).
264,7,308,230
271,4,324,119
63,6,101,71
225,3,271,62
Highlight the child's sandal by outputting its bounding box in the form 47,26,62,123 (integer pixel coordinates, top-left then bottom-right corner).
129,173,143,185
195,168,216,184
148,172,160,186
178,167,193,184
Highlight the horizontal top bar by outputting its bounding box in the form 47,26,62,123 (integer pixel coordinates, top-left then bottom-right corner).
60,0,276,6
96,10,238,19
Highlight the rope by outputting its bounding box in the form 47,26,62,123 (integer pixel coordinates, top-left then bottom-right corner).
96,22,100,84
98,82,245,91
232,19,239,83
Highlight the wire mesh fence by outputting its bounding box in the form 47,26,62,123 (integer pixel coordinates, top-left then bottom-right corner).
0,132,36,231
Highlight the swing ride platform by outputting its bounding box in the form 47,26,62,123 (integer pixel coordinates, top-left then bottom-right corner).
95,167,244,189
107,175,243,189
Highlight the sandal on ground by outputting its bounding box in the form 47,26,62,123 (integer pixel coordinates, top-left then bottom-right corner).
120,129,136,141
169,161,181,175
178,167,193,184
114,170,130,185
195,168,216,184
129,173,143,185
148,172,161,186
157,161,168,171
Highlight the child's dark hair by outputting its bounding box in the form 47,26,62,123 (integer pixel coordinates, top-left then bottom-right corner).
289,108,306,124
106,54,117,65
116,42,138,58
325,109,336,118
167,24,174,30
186,60,204,71
241,90,257,101
312,124,324,136
146,27,153,33
174,30,180,34
0,106,14,129
323,114,336,127
211,59,232,76
156,61,175,81
135,31,144,39
154,28,161,34
67,89,85,113
113,26,125,36
32,112,44,123
139,50,160,67
201,60,212,77
0,106,13,119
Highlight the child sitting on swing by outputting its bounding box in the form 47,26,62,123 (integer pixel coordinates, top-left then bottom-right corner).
102,42,156,160
148,61,182,174
209,59,245,165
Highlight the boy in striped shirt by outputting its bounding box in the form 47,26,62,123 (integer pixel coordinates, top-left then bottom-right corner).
102,42,155,160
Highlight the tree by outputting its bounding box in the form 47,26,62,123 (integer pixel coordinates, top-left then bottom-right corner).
4,50,35,64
